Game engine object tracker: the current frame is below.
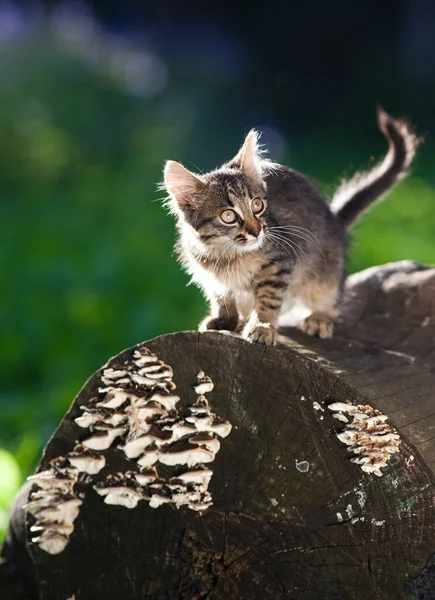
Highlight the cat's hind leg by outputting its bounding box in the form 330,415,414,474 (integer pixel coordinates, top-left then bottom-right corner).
301,310,337,338
297,281,340,339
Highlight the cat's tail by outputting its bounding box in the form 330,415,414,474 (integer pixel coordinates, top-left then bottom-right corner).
330,107,422,229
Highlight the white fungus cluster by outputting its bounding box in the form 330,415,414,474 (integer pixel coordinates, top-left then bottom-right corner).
94,358,231,512
25,347,232,555
95,465,214,512
328,401,400,476
24,458,82,555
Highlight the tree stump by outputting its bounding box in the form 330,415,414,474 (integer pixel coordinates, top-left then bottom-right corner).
2,260,435,600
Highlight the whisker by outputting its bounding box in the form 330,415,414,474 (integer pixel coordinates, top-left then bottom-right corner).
276,230,321,248
267,234,301,268
212,241,233,275
223,246,238,291
269,224,321,243
268,227,324,260
268,226,323,251
272,231,325,258
268,232,307,264
268,237,300,269
269,233,304,264
187,162,205,175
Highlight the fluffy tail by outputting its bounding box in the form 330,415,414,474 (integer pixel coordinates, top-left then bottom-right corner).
330,107,421,229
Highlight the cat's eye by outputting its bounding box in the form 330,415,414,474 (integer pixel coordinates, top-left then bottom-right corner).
221,209,237,224
251,198,265,214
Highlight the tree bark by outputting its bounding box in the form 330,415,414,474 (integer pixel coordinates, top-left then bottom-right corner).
2,260,435,600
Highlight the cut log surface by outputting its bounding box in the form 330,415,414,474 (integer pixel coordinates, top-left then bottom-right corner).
2,260,435,600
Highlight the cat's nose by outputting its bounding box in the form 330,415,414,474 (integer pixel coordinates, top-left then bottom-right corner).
245,219,261,238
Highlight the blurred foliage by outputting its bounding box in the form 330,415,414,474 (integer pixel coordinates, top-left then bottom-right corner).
0,7,434,544
0,450,21,535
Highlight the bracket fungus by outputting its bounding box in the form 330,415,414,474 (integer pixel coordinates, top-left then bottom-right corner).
26,346,232,554
81,427,126,451
93,358,231,512
328,401,400,476
24,459,82,555
94,473,146,509
67,445,106,475
194,371,214,395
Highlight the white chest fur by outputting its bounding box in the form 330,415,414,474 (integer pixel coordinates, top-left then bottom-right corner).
186,251,263,298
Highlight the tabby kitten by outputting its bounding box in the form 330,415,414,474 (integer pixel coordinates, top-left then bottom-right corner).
163,108,419,345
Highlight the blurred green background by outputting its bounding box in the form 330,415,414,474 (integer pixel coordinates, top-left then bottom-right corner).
0,1,434,541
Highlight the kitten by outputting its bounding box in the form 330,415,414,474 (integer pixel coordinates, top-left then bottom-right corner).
163,108,419,345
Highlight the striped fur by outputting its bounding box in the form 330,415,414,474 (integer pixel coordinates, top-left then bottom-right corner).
163,111,420,345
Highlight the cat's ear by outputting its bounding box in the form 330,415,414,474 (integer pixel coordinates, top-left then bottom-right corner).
164,161,204,210
230,129,263,180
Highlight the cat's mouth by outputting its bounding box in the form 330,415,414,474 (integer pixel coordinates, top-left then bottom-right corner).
237,230,265,253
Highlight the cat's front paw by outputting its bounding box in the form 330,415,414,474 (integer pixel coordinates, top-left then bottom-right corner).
200,315,239,332
300,312,334,339
243,322,277,346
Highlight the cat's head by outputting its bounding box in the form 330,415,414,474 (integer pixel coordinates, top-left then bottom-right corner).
163,130,276,255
